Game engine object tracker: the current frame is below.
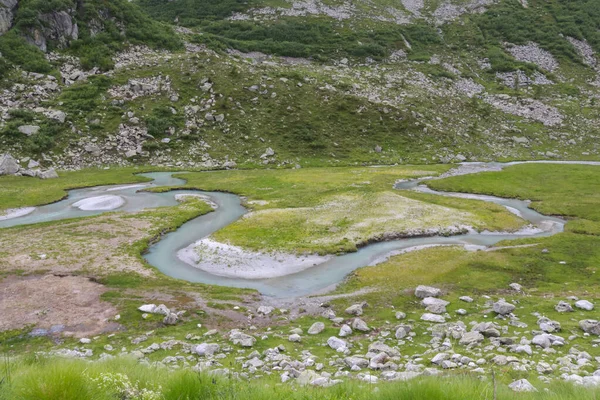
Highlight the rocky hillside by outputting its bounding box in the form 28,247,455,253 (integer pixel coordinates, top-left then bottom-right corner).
1,0,600,172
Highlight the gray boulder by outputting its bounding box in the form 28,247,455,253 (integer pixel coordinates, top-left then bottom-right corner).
575,300,594,311
18,125,40,136
459,331,484,346
493,299,515,315
509,379,536,392
0,154,20,175
351,318,370,332
0,0,17,35
308,322,325,335
415,285,441,298
580,320,600,335
195,343,220,357
37,169,58,179
555,301,573,313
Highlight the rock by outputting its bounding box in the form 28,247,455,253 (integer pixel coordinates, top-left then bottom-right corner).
344,356,368,369
509,379,537,392
422,297,449,314
163,313,179,325
27,159,40,169
0,0,17,35
420,313,446,323
230,330,256,347
289,334,301,342
327,336,347,351
395,311,406,320
575,300,594,311
339,324,352,337
46,110,66,123
79,338,91,344
415,285,441,298
431,353,449,365
125,149,137,158
538,317,561,333
395,325,411,339
345,304,363,316
297,370,320,386
493,299,515,315
368,342,399,357
459,331,484,346
37,168,58,179
555,301,574,313
257,305,274,315
260,147,275,159
351,318,370,332
459,296,473,303
580,320,600,335
18,125,40,136
532,333,564,349
308,322,325,335
509,283,523,291
195,343,220,357
0,154,20,176
138,304,157,313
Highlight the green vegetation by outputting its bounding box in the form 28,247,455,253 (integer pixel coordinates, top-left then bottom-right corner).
1,357,599,400
0,0,181,72
0,167,150,211
152,166,524,254
427,164,600,224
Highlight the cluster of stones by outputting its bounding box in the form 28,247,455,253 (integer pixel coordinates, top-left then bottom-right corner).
55,284,600,393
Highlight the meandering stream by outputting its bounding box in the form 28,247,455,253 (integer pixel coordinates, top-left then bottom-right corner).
1,161,599,297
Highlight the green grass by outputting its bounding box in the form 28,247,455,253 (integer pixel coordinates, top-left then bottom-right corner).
427,164,600,222
1,357,599,400
0,168,152,211
154,166,524,254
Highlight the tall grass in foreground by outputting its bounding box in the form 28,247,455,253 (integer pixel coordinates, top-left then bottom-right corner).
1,357,599,400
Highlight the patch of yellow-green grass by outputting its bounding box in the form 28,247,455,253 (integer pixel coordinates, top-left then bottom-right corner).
172,166,523,254
335,231,600,306
0,167,153,212
212,190,523,254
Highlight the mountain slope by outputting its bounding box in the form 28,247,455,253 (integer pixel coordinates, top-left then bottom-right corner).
0,0,599,172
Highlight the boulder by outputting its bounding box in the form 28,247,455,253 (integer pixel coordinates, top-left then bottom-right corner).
308,322,325,335
229,330,256,347
163,313,178,325
195,343,220,357
555,301,573,313
257,305,274,315
46,110,66,123
509,379,536,392
37,168,58,179
368,341,399,357
459,331,484,346
339,324,352,337
0,154,20,175
493,299,515,315
422,297,449,314
288,334,301,342
395,325,411,339
420,313,446,323
351,318,370,332
575,300,594,311
18,125,40,136
327,336,347,351
415,285,441,298
538,317,561,333
344,356,368,369
345,304,363,316
580,320,600,335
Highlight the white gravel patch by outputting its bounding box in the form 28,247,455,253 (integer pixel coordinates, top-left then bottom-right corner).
72,195,125,211
178,238,331,279
0,207,36,221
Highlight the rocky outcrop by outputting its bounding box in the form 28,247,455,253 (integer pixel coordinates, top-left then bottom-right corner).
25,10,79,52
0,153,57,179
0,0,17,35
